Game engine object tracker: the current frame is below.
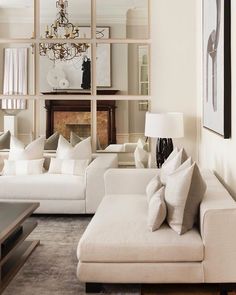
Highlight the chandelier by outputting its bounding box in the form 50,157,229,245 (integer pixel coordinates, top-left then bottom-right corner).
39,0,89,62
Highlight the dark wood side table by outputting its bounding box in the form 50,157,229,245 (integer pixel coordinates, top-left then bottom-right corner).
0,202,40,294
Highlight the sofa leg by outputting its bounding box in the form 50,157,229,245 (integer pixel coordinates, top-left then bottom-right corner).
85,283,103,293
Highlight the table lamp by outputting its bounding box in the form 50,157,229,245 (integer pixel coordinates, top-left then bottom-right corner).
145,112,184,168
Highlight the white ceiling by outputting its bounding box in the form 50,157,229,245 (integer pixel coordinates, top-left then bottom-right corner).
0,0,148,24
0,0,146,9
0,0,33,8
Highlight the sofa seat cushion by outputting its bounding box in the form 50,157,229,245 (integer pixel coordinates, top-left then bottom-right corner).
78,195,204,263
0,173,85,200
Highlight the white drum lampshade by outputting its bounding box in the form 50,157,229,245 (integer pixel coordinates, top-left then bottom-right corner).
145,112,184,139
145,112,184,168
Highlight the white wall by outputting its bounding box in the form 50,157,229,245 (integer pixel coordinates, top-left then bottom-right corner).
150,0,198,164
198,1,236,199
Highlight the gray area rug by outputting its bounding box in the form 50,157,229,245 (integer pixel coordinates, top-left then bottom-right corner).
3,216,141,295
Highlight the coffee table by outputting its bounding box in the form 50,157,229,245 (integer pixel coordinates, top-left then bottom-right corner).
0,202,39,293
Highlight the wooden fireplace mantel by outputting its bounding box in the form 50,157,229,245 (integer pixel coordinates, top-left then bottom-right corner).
45,100,117,144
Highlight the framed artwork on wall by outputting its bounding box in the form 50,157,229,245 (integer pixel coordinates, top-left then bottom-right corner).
79,26,111,88
202,0,231,138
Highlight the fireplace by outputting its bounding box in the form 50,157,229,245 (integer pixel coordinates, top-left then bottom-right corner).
45,100,117,148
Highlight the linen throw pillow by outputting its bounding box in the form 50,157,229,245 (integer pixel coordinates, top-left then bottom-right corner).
146,175,163,202
9,136,45,160
160,147,184,184
134,146,149,168
147,187,167,232
0,130,11,150
165,161,207,235
56,135,92,161
3,159,44,176
137,138,148,152
44,132,60,150
48,158,90,176
70,131,83,147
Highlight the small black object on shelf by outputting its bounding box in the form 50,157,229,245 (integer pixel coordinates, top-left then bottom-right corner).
156,138,173,168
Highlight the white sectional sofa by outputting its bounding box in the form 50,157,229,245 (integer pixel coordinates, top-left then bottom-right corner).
0,151,118,214
77,168,236,294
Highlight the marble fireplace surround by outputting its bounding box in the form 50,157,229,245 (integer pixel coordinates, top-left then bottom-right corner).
45,100,117,148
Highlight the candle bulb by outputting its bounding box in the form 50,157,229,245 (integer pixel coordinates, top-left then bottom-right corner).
46,25,49,32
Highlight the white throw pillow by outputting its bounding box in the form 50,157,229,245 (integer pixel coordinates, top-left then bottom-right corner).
9,136,45,161
3,159,44,176
56,135,92,160
137,138,148,151
147,187,166,232
160,148,184,184
134,146,149,168
146,175,162,202
48,158,90,176
165,161,206,235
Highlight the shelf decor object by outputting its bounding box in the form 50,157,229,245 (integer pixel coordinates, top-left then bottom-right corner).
145,112,184,168
0,202,40,293
39,0,89,61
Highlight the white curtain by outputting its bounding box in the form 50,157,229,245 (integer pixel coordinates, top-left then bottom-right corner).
2,47,28,110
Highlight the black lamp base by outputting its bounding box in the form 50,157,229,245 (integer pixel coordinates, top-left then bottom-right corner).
156,138,174,168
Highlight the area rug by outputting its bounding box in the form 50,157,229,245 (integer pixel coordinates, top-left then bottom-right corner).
3,216,140,295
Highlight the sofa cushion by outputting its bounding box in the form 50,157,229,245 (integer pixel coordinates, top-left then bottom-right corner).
44,132,60,150
78,195,204,263
160,148,184,184
146,174,162,202
147,187,166,231
165,161,207,235
57,135,92,161
9,136,45,161
0,173,85,200
0,131,11,150
3,159,44,176
48,158,90,176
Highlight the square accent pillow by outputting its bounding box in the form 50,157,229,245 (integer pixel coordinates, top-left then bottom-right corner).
146,175,162,202
165,161,207,235
0,130,11,150
56,135,92,161
137,138,148,152
160,147,184,184
70,131,83,147
3,159,44,176
9,136,45,161
147,187,167,232
44,132,60,150
134,146,149,168
48,158,90,176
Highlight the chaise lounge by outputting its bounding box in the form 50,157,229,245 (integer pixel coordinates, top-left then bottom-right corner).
77,168,236,294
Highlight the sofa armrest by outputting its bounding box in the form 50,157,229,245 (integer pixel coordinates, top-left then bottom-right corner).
104,168,158,195
200,177,236,282
85,154,118,213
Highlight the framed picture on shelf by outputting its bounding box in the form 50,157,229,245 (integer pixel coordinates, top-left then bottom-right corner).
74,26,111,88
202,0,231,138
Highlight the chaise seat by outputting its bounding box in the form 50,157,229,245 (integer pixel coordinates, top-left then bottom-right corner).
78,194,204,263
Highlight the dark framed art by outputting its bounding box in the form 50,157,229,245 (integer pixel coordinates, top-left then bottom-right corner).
202,0,231,138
